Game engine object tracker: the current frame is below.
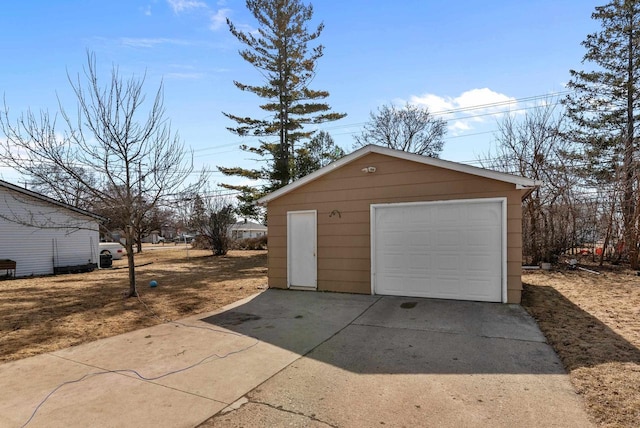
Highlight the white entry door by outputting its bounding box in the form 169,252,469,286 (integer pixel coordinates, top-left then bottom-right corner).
288,210,317,289
371,199,505,302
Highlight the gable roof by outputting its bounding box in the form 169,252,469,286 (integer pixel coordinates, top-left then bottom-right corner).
230,220,267,231
258,145,541,204
0,179,106,221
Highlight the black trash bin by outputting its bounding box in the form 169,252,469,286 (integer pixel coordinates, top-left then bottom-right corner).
100,253,113,268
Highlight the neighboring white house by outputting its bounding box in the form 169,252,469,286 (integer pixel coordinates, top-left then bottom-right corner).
229,220,267,240
141,230,164,244
0,180,105,277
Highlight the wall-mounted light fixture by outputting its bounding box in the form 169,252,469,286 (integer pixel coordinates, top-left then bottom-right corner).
361,166,377,173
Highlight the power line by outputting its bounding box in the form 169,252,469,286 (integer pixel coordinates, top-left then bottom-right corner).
315,90,571,132
188,91,572,150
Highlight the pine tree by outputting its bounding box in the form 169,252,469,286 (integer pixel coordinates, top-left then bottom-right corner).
219,0,346,217
294,131,345,179
563,0,640,268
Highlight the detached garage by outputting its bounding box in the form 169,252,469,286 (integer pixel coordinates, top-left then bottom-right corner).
258,145,538,304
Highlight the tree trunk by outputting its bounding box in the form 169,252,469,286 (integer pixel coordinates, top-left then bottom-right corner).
600,198,616,267
125,232,137,297
625,22,638,269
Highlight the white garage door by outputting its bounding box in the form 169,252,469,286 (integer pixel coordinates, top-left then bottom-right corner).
371,198,505,302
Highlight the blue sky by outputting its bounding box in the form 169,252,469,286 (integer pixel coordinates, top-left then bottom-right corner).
0,0,603,187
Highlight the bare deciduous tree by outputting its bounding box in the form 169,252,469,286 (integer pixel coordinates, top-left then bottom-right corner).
354,103,446,157
28,164,97,210
482,102,582,264
0,52,202,297
189,193,235,256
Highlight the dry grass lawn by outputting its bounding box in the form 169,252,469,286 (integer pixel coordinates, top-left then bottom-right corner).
0,246,267,363
3,247,639,427
521,265,640,428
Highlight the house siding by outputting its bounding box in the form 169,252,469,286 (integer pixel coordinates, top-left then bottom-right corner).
0,186,100,277
266,152,525,303
229,221,268,240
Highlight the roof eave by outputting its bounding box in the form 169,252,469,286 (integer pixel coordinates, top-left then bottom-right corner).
0,179,107,222
257,145,539,205
518,181,542,200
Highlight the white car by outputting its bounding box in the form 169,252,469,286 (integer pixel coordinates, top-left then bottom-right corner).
99,242,126,260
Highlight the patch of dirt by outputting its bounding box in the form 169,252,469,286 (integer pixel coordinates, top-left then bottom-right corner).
0,247,267,363
521,267,640,428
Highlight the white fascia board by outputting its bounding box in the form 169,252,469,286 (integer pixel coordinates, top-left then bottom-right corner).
257,145,539,205
0,179,106,221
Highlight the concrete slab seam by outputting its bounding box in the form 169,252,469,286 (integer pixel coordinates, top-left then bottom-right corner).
350,296,386,324
220,397,250,414
249,399,339,428
210,296,383,422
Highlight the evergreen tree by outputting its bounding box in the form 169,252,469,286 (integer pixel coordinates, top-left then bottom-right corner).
563,0,640,268
294,131,345,178
219,0,346,217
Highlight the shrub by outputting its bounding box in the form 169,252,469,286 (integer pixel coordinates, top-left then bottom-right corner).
232,235,268,250
191,235,210,250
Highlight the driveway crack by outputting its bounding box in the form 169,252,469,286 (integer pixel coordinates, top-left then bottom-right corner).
250,399,339,428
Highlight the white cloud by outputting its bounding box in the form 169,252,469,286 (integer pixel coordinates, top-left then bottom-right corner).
120,37,193,48
165,72,205,80
409,93,456,114
452,88,516,115
450,120,472,132
210,8,231,30
165,0,230,32
167,0,207,14
411,88,517,115
409,88,518,134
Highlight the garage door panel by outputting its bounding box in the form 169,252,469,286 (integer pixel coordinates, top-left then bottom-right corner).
379,252,404,267
436,229,462,248
465,253,495,270
434,205,461,223
432,253,460,271
408,231,432,246
406,254,429,277
381,230,406,246
466,228,495,247
373,199,503,302
463,278,500,300
467,205,501,223
429,278,462,299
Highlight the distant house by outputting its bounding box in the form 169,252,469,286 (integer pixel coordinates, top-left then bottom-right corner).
229,220,267,240
0,179,105,277
141,230,164,244
106,230,161,245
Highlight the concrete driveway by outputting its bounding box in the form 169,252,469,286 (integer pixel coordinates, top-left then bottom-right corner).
0,290,593,428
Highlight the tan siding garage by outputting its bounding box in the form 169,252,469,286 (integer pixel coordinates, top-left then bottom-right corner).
258,145,538,304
